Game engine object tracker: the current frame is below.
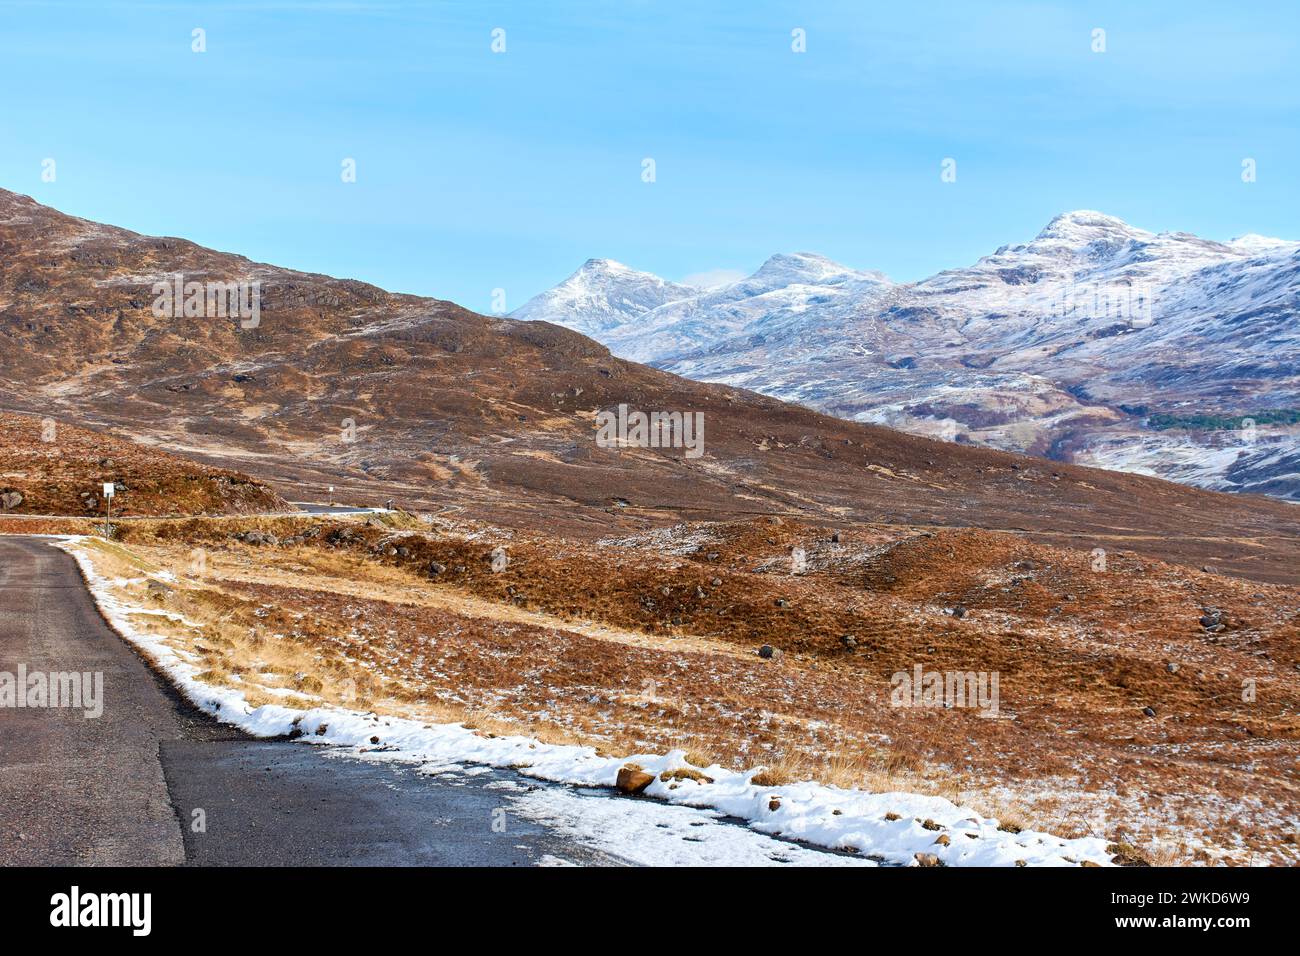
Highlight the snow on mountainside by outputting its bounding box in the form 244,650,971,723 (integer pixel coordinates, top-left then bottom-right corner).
598,253,893,365
515,212,1300,500
511,258,698,338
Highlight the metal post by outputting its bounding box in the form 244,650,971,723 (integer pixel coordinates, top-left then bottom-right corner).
102,481,115,539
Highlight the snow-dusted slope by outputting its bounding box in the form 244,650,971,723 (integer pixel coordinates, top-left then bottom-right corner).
597,253,894,364
515,212,1300,500
511,258,698,339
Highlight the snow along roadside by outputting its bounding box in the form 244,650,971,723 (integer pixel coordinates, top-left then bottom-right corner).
58,536,1113,867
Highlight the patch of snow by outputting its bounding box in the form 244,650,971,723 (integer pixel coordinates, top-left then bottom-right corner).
512,785,875,867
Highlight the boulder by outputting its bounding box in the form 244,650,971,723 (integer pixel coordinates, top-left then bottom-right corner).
146,579,174,600
615,765,654,795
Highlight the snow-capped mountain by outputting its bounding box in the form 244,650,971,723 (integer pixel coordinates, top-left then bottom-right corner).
510,258,698,339
600,252,893,364
514,212,1300,500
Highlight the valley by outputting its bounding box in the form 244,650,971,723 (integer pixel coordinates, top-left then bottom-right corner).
2,190,1298,867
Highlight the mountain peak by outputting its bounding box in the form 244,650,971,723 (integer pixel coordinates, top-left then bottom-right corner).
756,251,848,272
512,258,696,335
749,251,878,287
578,257,635,273
559,257,692,293
1034,210,1146,243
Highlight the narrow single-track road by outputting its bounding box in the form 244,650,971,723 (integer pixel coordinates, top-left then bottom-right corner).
0,536,862,867
0,536,616,866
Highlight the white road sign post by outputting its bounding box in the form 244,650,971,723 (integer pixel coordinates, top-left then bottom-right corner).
102,481,115,539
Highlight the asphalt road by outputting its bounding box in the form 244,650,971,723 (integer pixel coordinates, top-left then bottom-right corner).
0,502,384,522
0,536,620,866
288,502,387,515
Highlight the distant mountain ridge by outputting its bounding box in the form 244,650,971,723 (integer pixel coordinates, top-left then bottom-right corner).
515,211,1300,499
3,188,1299,582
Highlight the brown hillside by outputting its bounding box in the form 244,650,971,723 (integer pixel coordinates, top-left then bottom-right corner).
1,188,1298,582
0,411,287,516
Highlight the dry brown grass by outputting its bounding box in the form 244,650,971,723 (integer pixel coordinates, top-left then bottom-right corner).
0,411,287,517
663,737,720,771
660,767,714,784
59,510,1300,866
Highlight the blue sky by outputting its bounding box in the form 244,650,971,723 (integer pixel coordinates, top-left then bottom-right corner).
1,0,1297,311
